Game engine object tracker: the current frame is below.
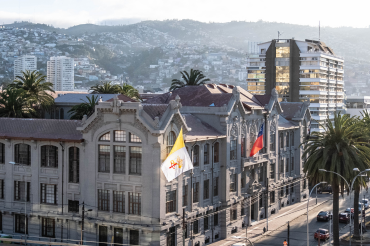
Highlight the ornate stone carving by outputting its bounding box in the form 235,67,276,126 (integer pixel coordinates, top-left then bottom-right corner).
241,120,246,138
270,115,277,134
230,116,238,137
154,116,160,129
170,95,182,110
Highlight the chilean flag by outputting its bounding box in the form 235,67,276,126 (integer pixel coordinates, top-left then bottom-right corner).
250,123,264,157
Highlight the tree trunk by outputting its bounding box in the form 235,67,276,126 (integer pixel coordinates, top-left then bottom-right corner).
353,185,361,239
333,182,340,246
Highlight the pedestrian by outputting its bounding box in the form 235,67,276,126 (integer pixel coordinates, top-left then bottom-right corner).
283,239,288,246
263,227,266,234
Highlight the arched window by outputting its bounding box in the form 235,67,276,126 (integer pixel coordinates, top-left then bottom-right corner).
14,143,31,165
69,147,79,183
60,108,64,119
0,142,4,164
167,131,176,155
99,132,110,141
41,145,58,168
270,133,275,151
230,139,237,160
129,133,142,143
214,142,219,163
204,144,209,164
291,132,294,146
286,133,290,147
193,145,199,166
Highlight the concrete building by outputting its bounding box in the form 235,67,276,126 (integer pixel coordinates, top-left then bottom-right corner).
14,55,37,79
345,95,370,117
0,84,310,246
246,39,344,132
47,56,75,91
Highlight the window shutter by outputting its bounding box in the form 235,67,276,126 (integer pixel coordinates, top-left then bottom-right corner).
27,145,31,165
54,185,57,204
27,182,30,202
41,146,45,166
14,181,17,200
15,144,19,163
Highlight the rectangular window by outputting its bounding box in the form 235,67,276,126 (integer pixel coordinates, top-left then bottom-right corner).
15,144,31,165
0,180,4,199
241,207,245,216
128,192,141,215
230,174,236,192
41,217,55,238
129,133,141,143
286,133,290,147
280,187,284,197
69,147,79,183
291,184,294,193
129,147,142,175
230,209,237,221
241,172,245,188
130,230,139,245
204,144,209,164
280,133,284,148
193,220,199,234
98,189,110,211
114,130,126,142
291,157,294,171
99,226,108,246
214,177,219,197
259,167,263,182
270,134,275,151
286,185,289,196
166,190,176,213
98,145,110,173
214,207,219,226
270,164,275,179
203,179,209,200
204,216,209,230
0,143,4,164
114,146,125,174
270,191,275,204
68,200,79,213
114,228,123,245
14,214,27,234
193,146,199,166
241,138,246,157
167,226,176,246
303,180,307,190
286,158,290,173
280,159,284,174
259,196,263,207
214,143,219,163
230,140,237,160
41,145,58,168
193,182,199,203
40,184,57,205
113,191,125,213
183,185,188,206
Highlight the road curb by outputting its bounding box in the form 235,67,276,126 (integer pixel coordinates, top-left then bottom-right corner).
252,198,331,243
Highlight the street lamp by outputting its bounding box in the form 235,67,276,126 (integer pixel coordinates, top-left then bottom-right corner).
9,161,28,245
319,168,370,246
307,181,326,246
231,236,254,246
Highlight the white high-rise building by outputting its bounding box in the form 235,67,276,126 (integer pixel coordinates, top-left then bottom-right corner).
14,55,37,79
47,56,74,91
245,39,344,132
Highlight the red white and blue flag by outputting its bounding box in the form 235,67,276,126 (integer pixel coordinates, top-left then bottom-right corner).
250,123,264,157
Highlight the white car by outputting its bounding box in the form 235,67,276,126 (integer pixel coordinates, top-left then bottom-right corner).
362,199,369,209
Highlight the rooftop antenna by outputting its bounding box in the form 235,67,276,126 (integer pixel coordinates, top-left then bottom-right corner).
277,31,283,42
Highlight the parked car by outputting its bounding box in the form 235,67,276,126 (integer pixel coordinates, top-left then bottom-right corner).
339,213,350,223
314,229,330,241
0,234,12,244
317,211,331,221
318,185,332,194
362,199,369,209
344,208,354,218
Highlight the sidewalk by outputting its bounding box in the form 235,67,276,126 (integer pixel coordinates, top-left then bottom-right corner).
210,195,331,246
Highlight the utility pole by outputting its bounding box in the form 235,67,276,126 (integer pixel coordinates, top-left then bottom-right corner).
287,221,290,246
316,187,317,204
266,178,269,231
59,142,65,243
80,201,85,245
182,208,185,246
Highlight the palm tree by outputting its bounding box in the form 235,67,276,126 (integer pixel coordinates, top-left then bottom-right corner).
68,95,99,120
0,87,36,118
170,69,210,91
302,113,370,246
11,70,55,109
89,81,120,94
117,83,140,100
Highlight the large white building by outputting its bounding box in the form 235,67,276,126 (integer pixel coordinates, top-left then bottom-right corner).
14,55,37,79
246,39,344,132
47,56,74,91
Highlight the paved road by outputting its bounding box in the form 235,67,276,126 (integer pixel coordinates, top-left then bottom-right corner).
210,189,370,246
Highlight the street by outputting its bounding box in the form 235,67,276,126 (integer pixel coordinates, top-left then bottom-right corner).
210,188,370,246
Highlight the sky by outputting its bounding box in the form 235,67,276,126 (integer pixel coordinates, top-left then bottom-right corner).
0,0,368,29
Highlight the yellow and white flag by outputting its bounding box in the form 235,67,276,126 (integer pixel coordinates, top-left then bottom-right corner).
161,128,193,182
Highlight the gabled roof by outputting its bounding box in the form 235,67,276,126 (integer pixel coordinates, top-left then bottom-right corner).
143,104,169,120
0,118,83,142
182,114,225,141
280,102,306,120
278,116,298,129
106,94,137,102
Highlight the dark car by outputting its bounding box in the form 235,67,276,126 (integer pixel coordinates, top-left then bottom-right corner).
339,213,350,223
318,185,332,194
317,211,331,221
314,229,330,241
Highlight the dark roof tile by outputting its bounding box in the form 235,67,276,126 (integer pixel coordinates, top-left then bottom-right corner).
143,104,169,120
280,102,304,120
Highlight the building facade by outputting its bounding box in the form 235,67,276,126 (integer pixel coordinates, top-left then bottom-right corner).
246,39,344,132
0,85,310,245
14,55,37,79
47,56,75,91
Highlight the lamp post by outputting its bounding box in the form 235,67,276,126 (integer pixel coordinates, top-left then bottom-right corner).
231,236,254,246
319,168,370,246
9,161,28,245
307,181,326,246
